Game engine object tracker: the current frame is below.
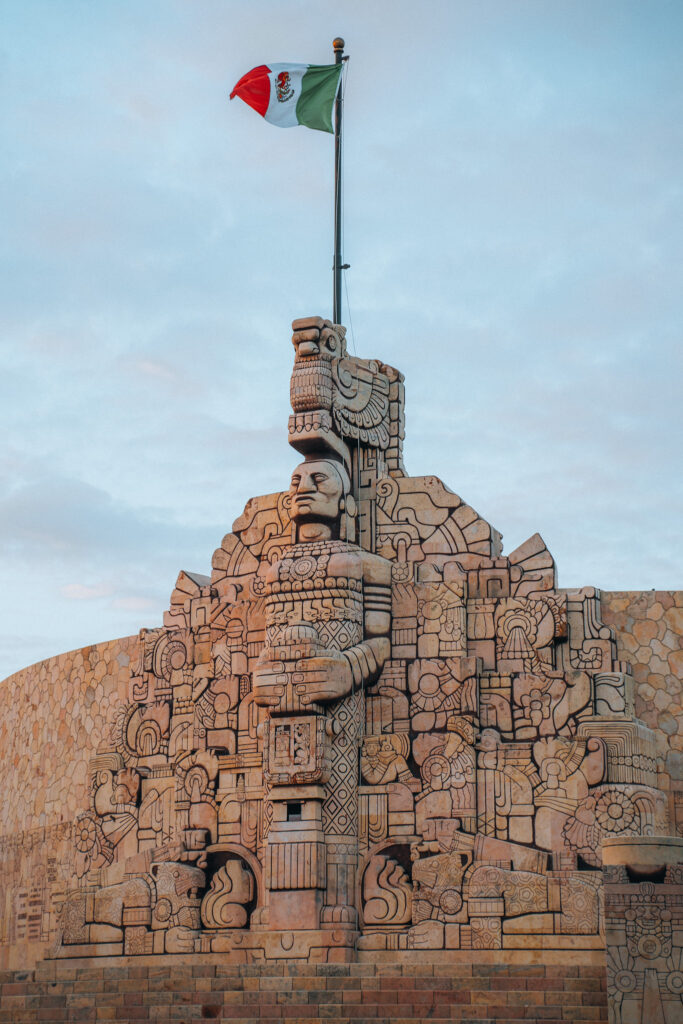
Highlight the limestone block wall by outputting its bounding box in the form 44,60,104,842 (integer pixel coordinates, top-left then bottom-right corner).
602,591,683,839
0,636,136,968
0,637,136,834
0,956,609,1024
601,592,682,777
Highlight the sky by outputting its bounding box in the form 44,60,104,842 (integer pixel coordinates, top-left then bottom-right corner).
1,0,681,680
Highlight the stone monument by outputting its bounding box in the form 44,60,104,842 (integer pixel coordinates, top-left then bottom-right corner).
0,316,681,1024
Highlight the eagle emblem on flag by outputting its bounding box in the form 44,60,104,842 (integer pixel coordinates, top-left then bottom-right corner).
275,71,294,103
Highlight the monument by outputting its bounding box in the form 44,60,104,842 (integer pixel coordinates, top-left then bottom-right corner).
0,315,681,1024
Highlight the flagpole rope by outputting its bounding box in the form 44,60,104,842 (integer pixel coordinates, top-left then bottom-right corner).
343,273,356,358
339,60,357,358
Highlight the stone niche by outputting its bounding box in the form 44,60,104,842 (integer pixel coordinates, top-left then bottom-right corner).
0,317,681,1024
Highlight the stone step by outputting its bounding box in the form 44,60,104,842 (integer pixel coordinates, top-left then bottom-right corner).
0,958,608,1023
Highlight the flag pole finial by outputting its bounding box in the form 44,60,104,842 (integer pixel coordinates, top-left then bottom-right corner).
333,38,344,326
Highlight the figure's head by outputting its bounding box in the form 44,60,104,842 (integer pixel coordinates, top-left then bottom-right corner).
289,458,355,541
363,737,380,758
289,459,348,521
291,318,346,363
114,767,140,806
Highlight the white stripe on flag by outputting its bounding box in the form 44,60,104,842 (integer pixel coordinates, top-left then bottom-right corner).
264,64,308,127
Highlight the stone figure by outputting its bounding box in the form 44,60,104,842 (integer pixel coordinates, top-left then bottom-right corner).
252,457,390,711
253,455,392,933
48,310,679,1024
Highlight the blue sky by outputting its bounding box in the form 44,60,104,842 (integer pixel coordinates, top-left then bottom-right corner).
1,0,681,679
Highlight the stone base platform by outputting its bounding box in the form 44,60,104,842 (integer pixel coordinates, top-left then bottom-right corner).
0,954,608,1023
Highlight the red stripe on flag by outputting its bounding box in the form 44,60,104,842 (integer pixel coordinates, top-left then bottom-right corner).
230,65,271,117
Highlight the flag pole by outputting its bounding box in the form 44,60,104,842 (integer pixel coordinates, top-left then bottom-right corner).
333,37,344,325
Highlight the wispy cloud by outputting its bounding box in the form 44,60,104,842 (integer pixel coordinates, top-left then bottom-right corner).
61,582,113,601
0,0,681,677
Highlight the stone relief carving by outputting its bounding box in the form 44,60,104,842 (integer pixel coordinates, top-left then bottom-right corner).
604,853,683,1024
200,857,254,930
34,313,675,1011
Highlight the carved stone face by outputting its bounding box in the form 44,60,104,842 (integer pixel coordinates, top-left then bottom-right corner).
292,321,346,362
289,460,346,523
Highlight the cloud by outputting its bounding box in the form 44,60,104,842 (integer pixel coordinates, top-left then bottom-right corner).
61,582,113,601
0,0,681,678
112,595,159,612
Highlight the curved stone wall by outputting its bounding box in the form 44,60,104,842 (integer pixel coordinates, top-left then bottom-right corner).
0,635,136,968
601,591,682,779
0,636,136,836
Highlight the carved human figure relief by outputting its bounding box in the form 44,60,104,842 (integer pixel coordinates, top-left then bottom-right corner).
39,311,674,1009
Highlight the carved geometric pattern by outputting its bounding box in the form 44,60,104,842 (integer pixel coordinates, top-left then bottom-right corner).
4,309,677,1020
323,693,362,837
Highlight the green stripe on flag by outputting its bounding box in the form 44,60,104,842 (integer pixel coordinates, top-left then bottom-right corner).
296,64,342,133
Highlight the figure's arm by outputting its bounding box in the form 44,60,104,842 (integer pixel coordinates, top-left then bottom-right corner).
342,636,390,688
342,553,392,686
298,636,389,704
299,553,391,700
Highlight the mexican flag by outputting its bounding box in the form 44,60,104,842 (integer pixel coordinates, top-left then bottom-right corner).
230,63,342,133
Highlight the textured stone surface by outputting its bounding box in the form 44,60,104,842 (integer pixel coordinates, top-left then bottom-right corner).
0,637,135,835
0,956,609,1023
0,636,136,969
603,857,683,1024
0,317,680,1024
602,592,683,779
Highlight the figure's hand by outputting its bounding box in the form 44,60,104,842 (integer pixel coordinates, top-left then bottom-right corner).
251,656,286,708
165,925,197,954
296,650,353,704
